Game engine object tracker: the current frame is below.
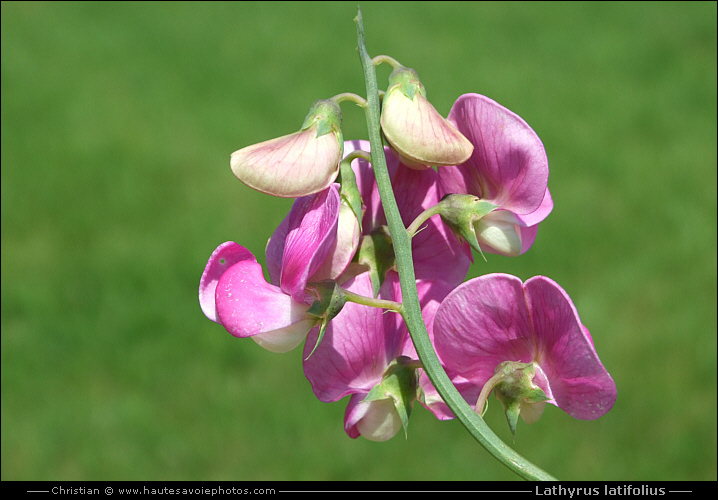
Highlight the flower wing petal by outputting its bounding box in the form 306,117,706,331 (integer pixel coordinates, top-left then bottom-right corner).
199,242,256,323
230,126,341,198
279,185,340,301
215,258,313,344
524,276,616,419
442,93,549,215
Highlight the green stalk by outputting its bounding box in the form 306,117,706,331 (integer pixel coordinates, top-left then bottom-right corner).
354,8,557,482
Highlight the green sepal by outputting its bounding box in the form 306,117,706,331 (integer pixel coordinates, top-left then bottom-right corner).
492,361,550,437
437,194,498,261
304,280,347,359
355,225,395,296
301,99,343,140
386,66,426,101
338,157,364,234
363,356,419,439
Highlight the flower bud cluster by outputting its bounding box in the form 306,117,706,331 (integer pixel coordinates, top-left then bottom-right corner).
199,53,615,441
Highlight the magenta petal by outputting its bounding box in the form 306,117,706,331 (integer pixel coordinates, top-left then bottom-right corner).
279,185,340,302
343,140,401,232
215,257,313,341
514,187,553,228
433,273,616,420
433,274,536,389
442,93,549,215
265,215,289,286
199,242,256,323
391,164,472,286
523,276,616,419
419,373,483,420
303,272,404,402
343,393,366,439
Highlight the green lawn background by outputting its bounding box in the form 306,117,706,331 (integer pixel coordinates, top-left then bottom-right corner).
2,1,716,481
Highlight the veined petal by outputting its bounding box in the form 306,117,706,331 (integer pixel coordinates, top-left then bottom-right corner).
523,276,616,419
381,87,473,169
278,185,340,302
199,242,256,323
230,123,341,198
342,140,399,233
433,273,616,421
418,373,483,420
394,278,476,420
310,201,361,281
442,93,549,215
391,164,472,286
433,274,538,389
215,258,315,351
303,272,404,402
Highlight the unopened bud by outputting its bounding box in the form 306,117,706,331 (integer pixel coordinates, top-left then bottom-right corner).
380,67,473,169
230,100,343,197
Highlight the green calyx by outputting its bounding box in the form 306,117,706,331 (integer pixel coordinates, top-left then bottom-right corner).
304,280,347,359
355,225,396,297
477,361,550,437
301,99,344,140
386,66,426,102
338,156,364,234
364,356,420,438
436,194,498,261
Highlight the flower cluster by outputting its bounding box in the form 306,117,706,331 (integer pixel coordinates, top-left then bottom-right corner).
199,56,615,442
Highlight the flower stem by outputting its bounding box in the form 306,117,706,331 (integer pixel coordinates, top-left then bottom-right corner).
330,92,368,108
343,149,372,164
372,54,404,69
354,7,557,482
406,204,444,238
342,288,403,314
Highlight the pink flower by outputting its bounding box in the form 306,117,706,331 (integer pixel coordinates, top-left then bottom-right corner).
433,274,616,422
344,140,472,287
199,185,348,352
438,94,553,256
264,184,359,301
303,271,455,441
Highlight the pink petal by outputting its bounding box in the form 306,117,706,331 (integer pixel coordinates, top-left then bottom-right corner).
302,272,404,402
418,373,483,420
391,165,472,286
278,185,340,302
230,125,341,198
523,276,616,419
310,202,361,282
433,274,616,420
442,93,549,216
343,140,399,232
393,278,475,420
199,242,256,323
433,274,538,388
215,257,314,348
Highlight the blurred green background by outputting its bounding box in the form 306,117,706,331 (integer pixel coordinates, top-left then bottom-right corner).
2,1,716,482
